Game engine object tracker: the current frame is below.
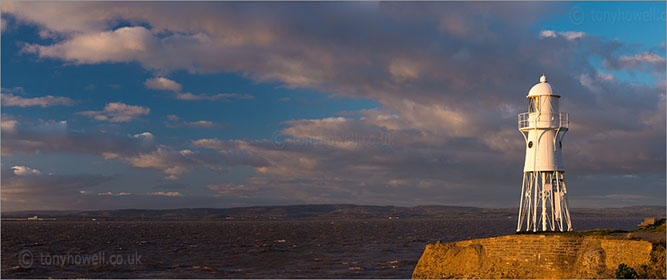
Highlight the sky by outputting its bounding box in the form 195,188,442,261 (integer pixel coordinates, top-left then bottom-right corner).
1,2,665,211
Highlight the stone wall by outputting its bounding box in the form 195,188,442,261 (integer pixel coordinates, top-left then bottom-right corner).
412,234,657,279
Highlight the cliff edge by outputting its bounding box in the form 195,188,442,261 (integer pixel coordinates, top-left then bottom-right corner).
413,232,665,279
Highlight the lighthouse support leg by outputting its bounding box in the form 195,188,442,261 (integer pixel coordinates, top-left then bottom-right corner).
517,172,527,232
531,172,540,232
550,172,556,231
560,172,572,231
555,172,564,231
540,172,547,231
525,173,533,231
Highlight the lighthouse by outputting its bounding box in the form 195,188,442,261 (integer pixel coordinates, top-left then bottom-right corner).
516,74,572,232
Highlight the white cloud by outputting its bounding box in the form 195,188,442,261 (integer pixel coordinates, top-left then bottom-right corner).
133,132,154,139
604,51,666,72
578,72,616,93
162,175,179,181
23,26,159,65
119,146,225,180
149,191,182,197
191,138,227,149
78,102,150,122
539,30,556,38
559,31,585,40
622,52,666,64
1,93,74,107
97,192,132,196
132,132,155,145
175,92,254,101
144,77,182,92
165,116,221,129
539,30,585,40
1,119,19,134
184,120,217,129
11,165,41,176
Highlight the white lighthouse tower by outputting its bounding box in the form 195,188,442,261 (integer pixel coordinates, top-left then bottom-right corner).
516,74,572,232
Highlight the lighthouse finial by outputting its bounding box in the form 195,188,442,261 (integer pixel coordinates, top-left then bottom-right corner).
540,73,547,83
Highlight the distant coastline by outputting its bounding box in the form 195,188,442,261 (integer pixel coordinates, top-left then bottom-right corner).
3,204,664,221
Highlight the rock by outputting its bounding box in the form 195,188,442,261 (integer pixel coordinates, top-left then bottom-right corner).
412,234,659,279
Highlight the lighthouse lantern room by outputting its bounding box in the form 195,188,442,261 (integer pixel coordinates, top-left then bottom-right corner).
516,74,572,232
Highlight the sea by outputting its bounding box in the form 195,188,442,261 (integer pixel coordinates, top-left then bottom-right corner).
1,218,644,278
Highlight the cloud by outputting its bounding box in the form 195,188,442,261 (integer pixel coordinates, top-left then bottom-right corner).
4,2,665,207
133,132,155,141
1,167,110,211
144,77,252,104
207,184,256,197
123,146,195,180
144,77,182,92
175,92,253,101
0,119,248,182
539,30,585,40
149,191,182,197
603,51,666,73
11,165,41,175
1,92,74,107
389,59,421,82
1,118,19,134
78,102,150,122
142,75,254,102
92,191,182,196
22,26,160,65
165,116,223,129
191,138,226,149
1,119,148,156
97,192,132,196
184,120,217,129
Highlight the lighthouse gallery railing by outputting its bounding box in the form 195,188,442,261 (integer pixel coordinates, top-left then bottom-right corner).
518,112,568,130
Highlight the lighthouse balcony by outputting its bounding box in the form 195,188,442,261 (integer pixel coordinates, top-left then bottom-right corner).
518,112,568,130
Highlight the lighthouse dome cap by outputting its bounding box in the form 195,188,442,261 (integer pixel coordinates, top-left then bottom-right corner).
527,74,560,97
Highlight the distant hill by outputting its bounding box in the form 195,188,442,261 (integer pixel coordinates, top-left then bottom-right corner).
2,204,664,221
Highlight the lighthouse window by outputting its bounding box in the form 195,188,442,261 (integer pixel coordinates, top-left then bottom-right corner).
528,141,533,148
528,97,540,113
559,141,562,149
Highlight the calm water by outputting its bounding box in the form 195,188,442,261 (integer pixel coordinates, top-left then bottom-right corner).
1,218,643,278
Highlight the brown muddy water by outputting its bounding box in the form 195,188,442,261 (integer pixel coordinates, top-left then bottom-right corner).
1,218,643,278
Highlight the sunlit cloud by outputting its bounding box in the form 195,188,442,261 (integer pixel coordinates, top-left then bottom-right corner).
149,191,182,197
1,92,74,107
175,92,254,101
78,102,150,122
145,77,182,92
11,165,41,176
